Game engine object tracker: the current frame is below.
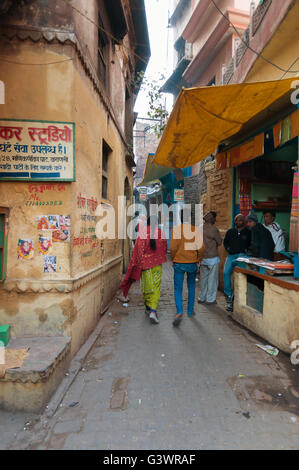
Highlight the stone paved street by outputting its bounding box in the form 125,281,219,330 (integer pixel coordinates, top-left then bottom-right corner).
3,262,299,450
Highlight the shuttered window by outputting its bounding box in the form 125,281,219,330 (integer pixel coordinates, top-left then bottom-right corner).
0,214,4,281
0,210,8,282
102,140,112,200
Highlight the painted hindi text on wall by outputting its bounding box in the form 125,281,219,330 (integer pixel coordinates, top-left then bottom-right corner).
0,119,75,181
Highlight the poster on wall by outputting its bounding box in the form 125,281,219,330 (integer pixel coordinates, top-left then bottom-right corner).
52,229,70,243
174,189,184,202
52,215,71,242
0,119,75,181
38,236,52,255
17,239,34,260
43,255,57,273
37,215,60,230
60,215,70,230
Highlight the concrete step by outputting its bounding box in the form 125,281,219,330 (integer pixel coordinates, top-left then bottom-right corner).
0,336,71,412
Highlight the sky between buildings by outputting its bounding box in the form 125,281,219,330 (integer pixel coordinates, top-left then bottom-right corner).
134,0,174,117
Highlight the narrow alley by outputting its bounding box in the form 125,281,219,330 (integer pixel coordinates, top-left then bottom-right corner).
6,262,299,451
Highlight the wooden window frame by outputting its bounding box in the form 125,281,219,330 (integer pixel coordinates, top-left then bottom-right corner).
0,208,9,282
102,140,112,201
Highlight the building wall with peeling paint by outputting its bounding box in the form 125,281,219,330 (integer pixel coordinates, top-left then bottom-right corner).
0,0,150,356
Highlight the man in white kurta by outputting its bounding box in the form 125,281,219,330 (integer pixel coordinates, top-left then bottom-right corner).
263,211,285,253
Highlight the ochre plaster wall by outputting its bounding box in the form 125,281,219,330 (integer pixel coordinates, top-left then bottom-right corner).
0,41,132,355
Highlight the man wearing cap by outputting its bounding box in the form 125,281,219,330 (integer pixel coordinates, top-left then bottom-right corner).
198,211,222,305
223,214,251,311
246,212,275,260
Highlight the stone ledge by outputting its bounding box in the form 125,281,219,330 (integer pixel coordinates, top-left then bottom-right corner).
1,336,71,384
2,255,122,293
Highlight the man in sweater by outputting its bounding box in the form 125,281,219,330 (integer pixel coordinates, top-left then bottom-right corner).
246,212,275,260
223,214,251,311
197,211,222,305
170,210,205,327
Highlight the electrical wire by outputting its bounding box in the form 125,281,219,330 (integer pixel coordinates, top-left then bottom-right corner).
279,56,299,81
0,0,177,103
209,0,299,75
61,0,150,69
0,0,149,70
0,56,73,66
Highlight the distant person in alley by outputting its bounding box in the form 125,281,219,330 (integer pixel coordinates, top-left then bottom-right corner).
223,214,251,312
121,215,167,325
170,209,205,327
198,211,222,305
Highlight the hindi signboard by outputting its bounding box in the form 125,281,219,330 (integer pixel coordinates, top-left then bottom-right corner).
174,189,184,202
0,119,75,181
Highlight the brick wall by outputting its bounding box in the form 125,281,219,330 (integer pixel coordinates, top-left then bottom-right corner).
184,174,200,204
134,120,160,185
199,160,233,290
184,174,201,226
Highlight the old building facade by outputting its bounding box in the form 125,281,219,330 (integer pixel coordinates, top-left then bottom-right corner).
162,0,258,287
195,0,299,289
0,0,150,393
158,0,299,351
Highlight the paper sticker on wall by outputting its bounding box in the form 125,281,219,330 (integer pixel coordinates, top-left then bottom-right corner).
39,236,52,255
52,230,70,243
60,215,70,229
37,216,50,230
48,215,60,230
37,215,60,231
18,239,34,260
43,255,57,273
52,215,71,242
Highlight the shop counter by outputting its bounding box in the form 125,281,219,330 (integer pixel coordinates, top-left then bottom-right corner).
232,266,299,354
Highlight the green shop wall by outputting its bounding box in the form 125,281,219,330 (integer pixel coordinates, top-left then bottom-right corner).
235,139,297,241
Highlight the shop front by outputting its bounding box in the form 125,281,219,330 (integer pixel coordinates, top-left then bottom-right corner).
150,78,299,354
216,108,299,353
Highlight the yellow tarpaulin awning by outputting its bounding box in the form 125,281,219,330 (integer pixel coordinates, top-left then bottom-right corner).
153,78,296,168
138,154,174,186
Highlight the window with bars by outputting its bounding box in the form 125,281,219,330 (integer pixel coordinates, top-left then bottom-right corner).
102,140,112,200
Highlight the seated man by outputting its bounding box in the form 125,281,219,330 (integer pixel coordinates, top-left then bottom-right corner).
246,213,275,261
263,210,286,260
223,214,251,311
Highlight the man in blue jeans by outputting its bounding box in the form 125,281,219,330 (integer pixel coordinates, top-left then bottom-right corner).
223,214,251,311
170,210,204,327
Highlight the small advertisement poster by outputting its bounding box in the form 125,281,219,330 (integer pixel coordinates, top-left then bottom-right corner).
52,215,71,242
0,119,75,181
39,236,52,255
37,215,60,231
174,189,184,202
17,239,34,260
43,255,57,273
